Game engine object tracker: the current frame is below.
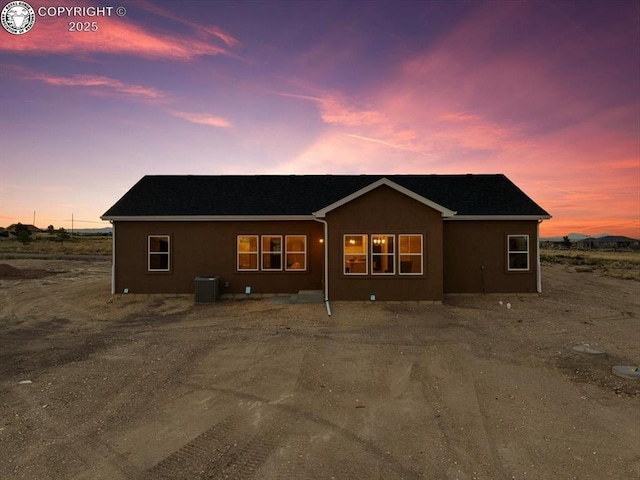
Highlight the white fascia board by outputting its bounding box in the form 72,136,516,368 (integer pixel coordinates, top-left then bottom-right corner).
444,215,552,221
100,215,315,222
313,177,456,218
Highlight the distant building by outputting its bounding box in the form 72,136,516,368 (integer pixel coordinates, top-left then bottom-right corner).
6,224,41,235
576,236,639,250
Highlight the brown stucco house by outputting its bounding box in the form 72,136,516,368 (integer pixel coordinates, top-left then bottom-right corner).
101,175,551,307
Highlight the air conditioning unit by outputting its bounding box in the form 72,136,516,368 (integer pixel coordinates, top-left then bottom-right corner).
195,276,220,303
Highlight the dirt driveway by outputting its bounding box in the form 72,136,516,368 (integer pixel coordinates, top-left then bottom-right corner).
1,259,638,479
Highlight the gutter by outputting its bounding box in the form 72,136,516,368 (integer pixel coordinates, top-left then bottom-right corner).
313,216,331,316
537,219,542,293
110,221,116,294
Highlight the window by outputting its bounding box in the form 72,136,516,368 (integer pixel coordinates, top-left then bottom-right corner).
262,235,282,271
371,234,395,275
148,235,170,272
343,233,424,277
237,234,306,272
399,234,423,275
508,235,529,271
237,235,258,271
344,234,367,275
286,235,306,271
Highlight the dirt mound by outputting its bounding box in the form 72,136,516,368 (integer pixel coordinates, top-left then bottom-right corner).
0,263,57,279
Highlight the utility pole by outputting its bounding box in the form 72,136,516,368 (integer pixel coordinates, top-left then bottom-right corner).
71,213,74,237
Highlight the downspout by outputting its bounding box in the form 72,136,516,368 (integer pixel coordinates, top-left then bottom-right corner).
536,219,542,293
313,216,331,316
110,220,116,294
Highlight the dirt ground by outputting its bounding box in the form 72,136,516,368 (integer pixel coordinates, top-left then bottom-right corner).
0,259,638,480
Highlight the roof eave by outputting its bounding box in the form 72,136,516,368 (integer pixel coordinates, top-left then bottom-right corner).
100,215,316,222
445,215,552,221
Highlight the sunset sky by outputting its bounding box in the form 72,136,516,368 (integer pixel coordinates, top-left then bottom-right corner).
1,0,638,238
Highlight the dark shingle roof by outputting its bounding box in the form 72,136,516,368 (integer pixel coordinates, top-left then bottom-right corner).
102,174,550,218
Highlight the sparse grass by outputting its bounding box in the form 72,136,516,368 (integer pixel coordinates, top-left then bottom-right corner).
541,248,640,281
0,235,112,256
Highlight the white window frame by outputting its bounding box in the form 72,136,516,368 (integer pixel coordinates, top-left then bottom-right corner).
148,235,170,272
371,234,395,275
237,235,259,271
398,234,423,275
344,234,368,275
285,235,307,271
261,235,283,271
507,234,530,271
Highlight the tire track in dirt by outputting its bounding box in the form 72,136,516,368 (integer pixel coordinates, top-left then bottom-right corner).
0,322,131,379
2,322,222,479
141,412,243,479
141,406,289,480
200,387,424,480
412,345,509,479
6,383,138,480
210,425,284,479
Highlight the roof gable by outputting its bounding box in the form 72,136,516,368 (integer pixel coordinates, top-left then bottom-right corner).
313,177,456,218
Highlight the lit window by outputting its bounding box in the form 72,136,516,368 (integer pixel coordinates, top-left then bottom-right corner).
508,235,529,271
286,235,306,271
237,235,258,271
344,234,367,275
262,235,282,271
399,234,423,275
148,235,170,272
371,235,395,275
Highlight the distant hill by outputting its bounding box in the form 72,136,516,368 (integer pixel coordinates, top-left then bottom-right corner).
541,233,615,242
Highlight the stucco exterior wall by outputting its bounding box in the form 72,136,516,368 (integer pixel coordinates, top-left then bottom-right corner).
443,220,539,293
113,220,324,294
325,185,444,301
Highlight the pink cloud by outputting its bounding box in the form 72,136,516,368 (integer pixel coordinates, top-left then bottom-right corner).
170,111,232,128
1,0,237,60
32,72,168,100
135,0,241,48
274,4,638,238
343,134,436,157
10,67,231,128
273,91,386,127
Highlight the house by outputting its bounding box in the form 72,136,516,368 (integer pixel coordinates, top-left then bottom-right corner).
101,175,551,305
576,235,639,250
6,224,41,235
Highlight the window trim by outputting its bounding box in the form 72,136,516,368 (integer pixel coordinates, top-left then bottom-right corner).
507,234,530,271
344,234,368,275
398,234,424,276
237,235,259,271
148,235,170,272
261,235,283,271
371,234,395,276
285,235,307,271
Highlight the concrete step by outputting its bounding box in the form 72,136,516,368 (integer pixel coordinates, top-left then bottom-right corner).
292,290,324,304
269,290,324,304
